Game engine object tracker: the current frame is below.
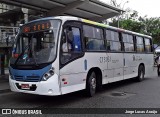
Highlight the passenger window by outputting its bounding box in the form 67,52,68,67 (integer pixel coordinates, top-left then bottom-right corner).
145,38,152,52
85,38,105,51
61,26,82,64
106,30,121,51
122,33,134,52
83,25,103,39
83,25,105,51
136,36,144,52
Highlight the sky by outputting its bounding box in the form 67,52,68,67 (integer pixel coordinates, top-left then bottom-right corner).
99,0,160,17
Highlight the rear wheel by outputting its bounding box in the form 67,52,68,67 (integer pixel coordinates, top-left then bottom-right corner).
136,65,145,82
86,71,96,97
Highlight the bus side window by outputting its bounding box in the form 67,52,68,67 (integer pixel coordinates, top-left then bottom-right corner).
144,38,152,52
136,36,144,52
61,26,82,64
83,25,105,51
62,27,82,53
61,28,72,64
72,27,82,52
61,28,72,53
106,30,121,52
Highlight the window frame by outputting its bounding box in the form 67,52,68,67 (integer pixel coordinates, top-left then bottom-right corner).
60,21,84,68
105,29,122,52
83,25,104,39
136,36,145,53
122,33,135,52
83,24,106,52
144,38,152,53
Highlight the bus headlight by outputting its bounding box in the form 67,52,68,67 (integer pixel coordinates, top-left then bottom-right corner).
42,67,55,81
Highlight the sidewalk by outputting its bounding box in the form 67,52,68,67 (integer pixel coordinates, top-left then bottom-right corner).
0,74,10,92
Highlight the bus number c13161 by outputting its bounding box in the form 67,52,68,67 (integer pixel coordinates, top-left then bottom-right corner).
99,56,111,63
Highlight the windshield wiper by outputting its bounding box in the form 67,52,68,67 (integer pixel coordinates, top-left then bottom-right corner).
14,36,39,67
15,46,39,67
14,43,31,66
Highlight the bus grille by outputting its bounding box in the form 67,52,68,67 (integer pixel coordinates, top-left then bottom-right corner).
14,76,41,82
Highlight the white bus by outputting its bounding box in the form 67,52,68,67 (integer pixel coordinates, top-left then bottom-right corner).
9,16,154,97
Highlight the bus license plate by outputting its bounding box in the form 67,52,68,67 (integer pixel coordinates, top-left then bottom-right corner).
21,84,30,89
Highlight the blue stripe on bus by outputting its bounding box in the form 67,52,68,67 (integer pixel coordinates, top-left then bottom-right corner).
9,65,51,82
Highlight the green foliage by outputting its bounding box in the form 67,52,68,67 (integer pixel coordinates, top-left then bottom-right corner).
121,19,145,33
108,0,160,44
109,16,160,44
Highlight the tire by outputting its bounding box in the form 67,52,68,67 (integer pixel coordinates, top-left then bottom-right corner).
136,65,145,82
96,74,102,91
86,71,97,97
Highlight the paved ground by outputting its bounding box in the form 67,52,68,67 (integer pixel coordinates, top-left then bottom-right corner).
0,74,9,91
0,68,160,117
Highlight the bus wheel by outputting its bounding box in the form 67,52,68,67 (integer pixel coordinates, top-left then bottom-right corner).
136,65,145,82
86,71,96,97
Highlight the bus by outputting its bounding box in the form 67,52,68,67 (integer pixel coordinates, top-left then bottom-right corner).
9,16,154,97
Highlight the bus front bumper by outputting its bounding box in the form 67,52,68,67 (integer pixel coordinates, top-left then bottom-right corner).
9,74,61,96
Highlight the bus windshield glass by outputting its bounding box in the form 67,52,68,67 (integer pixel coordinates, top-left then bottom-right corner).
10,20,61,66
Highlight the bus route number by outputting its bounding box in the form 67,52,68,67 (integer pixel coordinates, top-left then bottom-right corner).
99,56,111,63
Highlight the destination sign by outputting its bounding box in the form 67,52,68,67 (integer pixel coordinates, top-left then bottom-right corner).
22,20,51,33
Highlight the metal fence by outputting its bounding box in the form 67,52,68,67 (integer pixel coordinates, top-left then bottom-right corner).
0,26,18,45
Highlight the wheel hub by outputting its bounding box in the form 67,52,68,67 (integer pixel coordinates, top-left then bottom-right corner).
91,78,96,89
140,71,143,79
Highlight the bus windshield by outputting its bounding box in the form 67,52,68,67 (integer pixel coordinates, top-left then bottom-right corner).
10,20,61,66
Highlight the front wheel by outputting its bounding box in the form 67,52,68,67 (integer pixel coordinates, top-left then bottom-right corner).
86,71,97,97
136,65,145,82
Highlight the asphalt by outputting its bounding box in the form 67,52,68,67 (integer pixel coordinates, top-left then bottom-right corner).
0,74,10,93
0,67,159,117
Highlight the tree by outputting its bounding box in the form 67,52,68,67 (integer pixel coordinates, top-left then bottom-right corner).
142,17,160,44
108,0,160,44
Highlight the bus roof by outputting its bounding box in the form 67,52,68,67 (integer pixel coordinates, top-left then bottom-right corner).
25,16,152,39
